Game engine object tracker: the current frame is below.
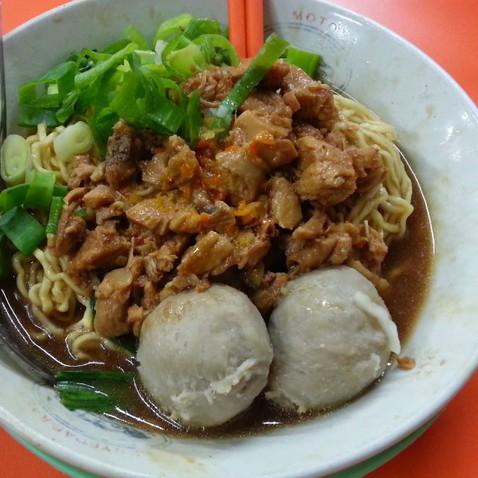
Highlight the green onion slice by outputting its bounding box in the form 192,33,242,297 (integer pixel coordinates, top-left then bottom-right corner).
212,33,289,131
0,134,32,187
285,46,321,78
183,18,224,39
0,206,45,256
146,95,186,135
162,40,208,80
53,184,69,198
193,34,239,67
153,13,194,43
0,181,67,215
46,196,64,235
18,61,76,127
15,16,247,150
124,25,150,51
0,184,29,212
75,42,138,90
182,90,202,146
23,170,56,210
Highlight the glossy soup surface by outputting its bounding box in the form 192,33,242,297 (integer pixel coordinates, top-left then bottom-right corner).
0,154,433,438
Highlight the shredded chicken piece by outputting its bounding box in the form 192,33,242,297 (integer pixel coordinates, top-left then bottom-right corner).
104,121,139,189
55,202,87,256
294,136,357,207
141,135,198,192
67,155,97,189
70,226,130,272
251,272,289,316
180,64,245,107
177,231,235,276
94,268,133,338
55,59,398,338
269,176,302,229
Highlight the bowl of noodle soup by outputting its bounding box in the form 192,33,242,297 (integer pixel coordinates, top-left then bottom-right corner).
0,0,477,477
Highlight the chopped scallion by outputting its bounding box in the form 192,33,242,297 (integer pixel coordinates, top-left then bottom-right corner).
15,16,256,149
46,196,64,235
0,134,32,187
182,90,202,146
0,180,66,216
183,18,223,39
124,25,150,51
162,41,208,80
153,13,194,43
132,50,157,69
285,46,321,78
56,384,115,412
23,170,56,210
109,70,145,125
146,95,186,135
212,33,289,131
75,42,138,90
0,184,29,212
18,104,62,128
18,61,76,127
53,184,69,198
193,33,239,67
0,206,45,256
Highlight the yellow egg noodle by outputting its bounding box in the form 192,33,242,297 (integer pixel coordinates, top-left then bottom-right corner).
14,126,120,357
333,94,413,242
26,124,68,182
13,93,414,359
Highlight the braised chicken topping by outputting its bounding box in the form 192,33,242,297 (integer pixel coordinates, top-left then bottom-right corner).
52,60,387,338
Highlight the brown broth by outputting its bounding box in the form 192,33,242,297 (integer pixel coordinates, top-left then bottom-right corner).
381,161,434,343
0,162,433,439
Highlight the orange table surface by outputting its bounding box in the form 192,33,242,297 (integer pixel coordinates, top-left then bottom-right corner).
1,1,477,477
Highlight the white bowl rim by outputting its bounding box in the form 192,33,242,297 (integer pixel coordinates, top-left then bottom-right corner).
0,1,477,477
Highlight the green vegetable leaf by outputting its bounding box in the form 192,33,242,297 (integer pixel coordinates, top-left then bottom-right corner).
54,370,134,412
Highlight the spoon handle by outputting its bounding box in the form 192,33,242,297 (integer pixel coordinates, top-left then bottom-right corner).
0,0,6,141
0,3,53,385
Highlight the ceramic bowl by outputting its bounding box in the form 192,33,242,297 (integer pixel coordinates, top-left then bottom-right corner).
1,0,477,476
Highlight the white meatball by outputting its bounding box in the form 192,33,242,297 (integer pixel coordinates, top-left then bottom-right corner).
137,284,273,427
266,266,400,412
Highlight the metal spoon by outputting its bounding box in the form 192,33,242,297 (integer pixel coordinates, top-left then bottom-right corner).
0,0,6,143
0,4,55,385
